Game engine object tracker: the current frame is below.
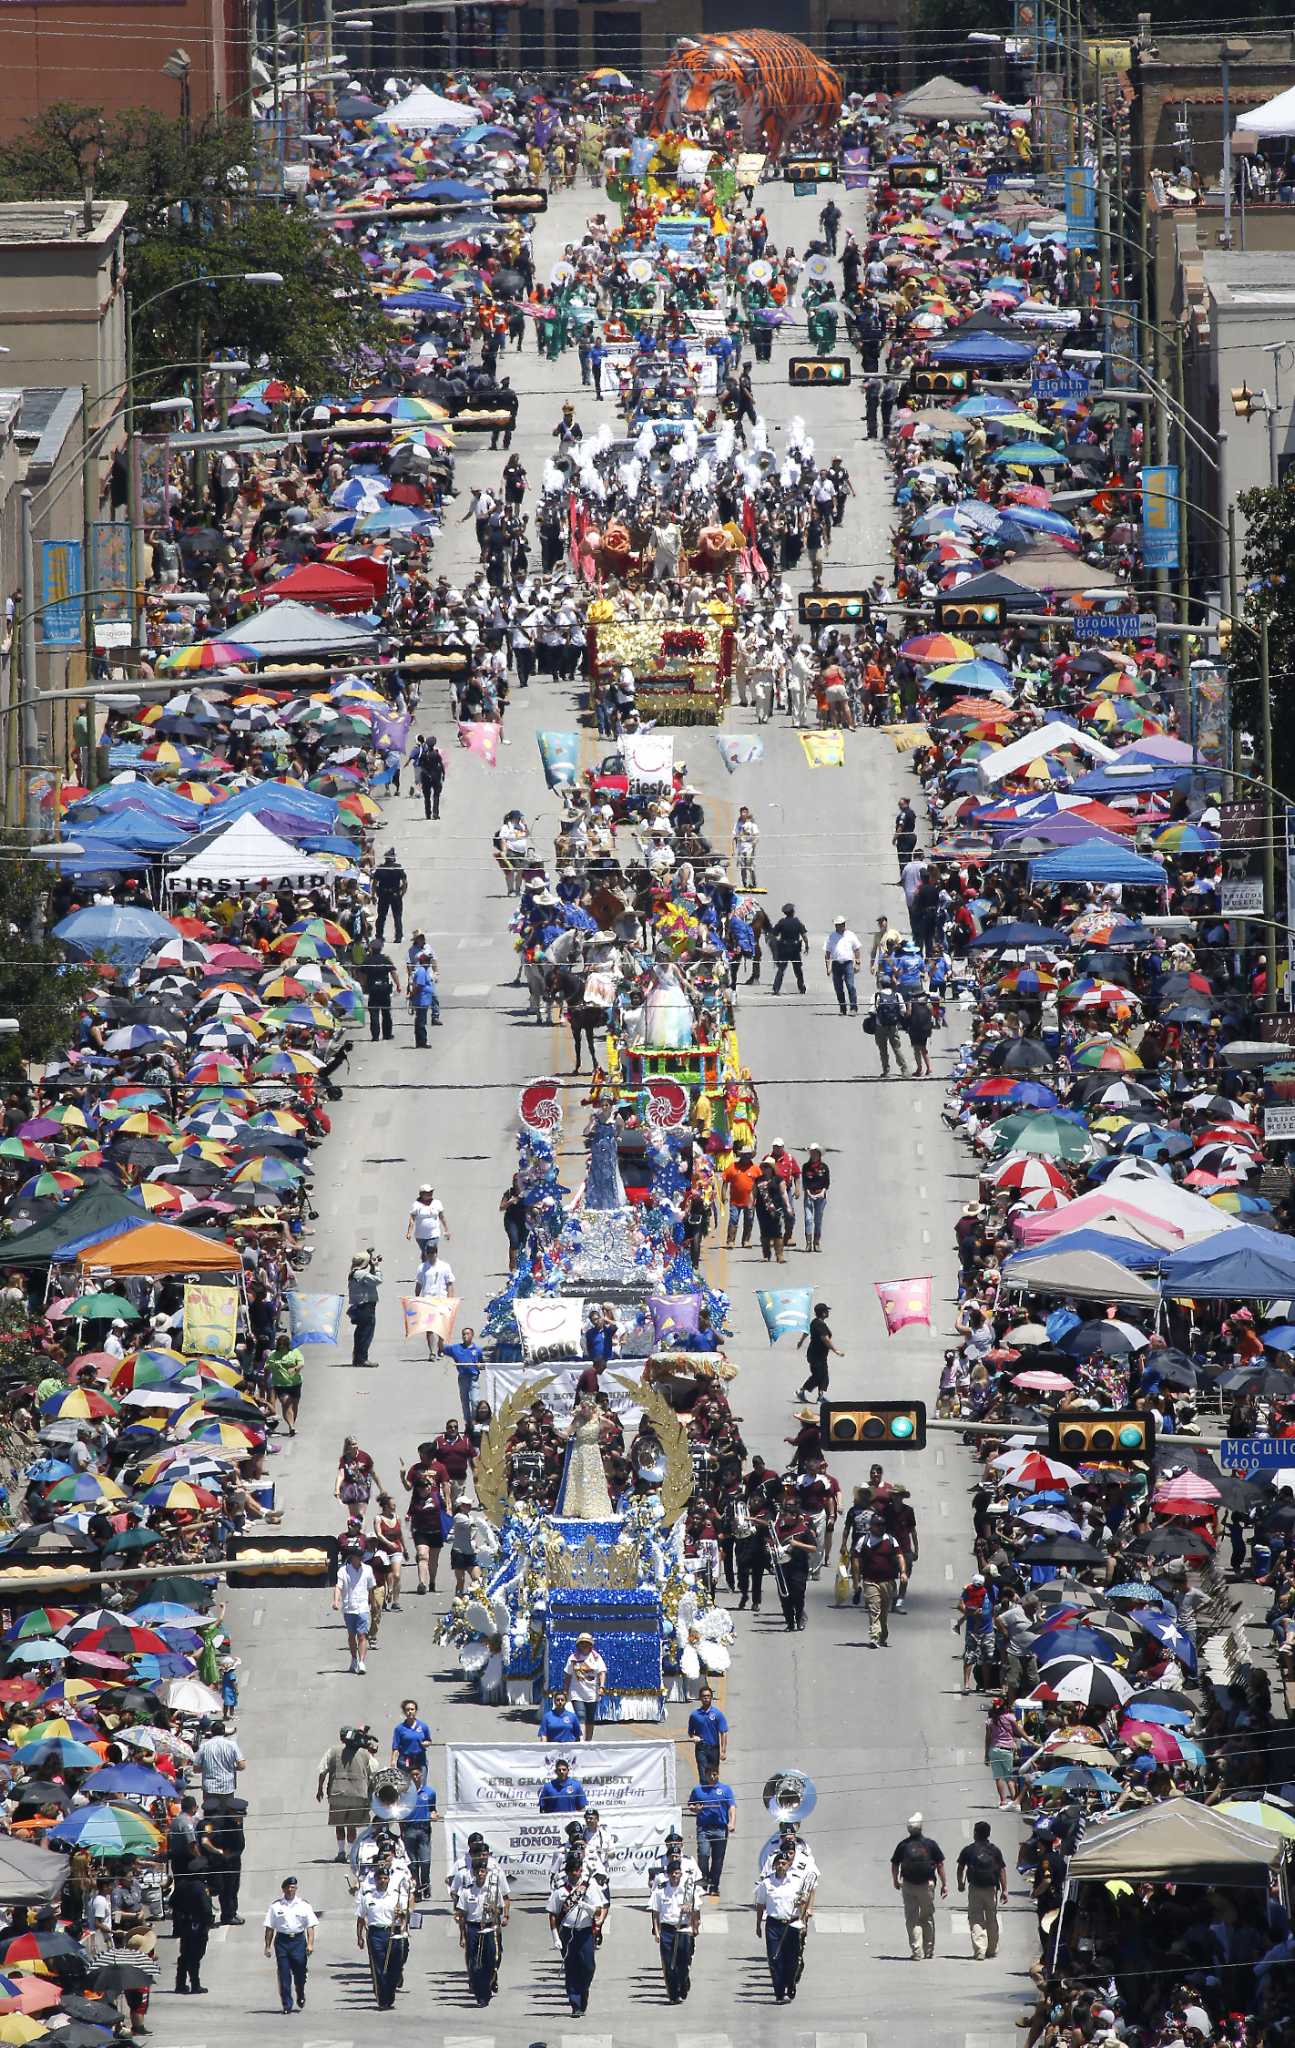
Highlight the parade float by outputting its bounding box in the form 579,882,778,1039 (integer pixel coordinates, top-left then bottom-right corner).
438,1094,736,1727
647,30,843,153
582,595,736,726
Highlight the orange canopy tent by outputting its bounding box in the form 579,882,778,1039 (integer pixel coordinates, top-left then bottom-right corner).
74,1222,242,1277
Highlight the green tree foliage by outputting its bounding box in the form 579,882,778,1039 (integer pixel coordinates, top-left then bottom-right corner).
1231,485,1295,797
0,103,390,391
0,851,95,1081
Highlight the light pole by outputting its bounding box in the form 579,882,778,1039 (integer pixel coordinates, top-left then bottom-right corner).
1219,39,1252,249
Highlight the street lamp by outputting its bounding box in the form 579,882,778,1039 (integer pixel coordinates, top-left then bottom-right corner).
162,48,192,143
1219,39,1252,249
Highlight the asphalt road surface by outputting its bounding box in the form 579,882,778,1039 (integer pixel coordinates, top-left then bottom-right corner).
163,174,1033,2048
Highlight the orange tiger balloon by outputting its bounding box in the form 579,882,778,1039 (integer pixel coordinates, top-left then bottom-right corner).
648,31,842,156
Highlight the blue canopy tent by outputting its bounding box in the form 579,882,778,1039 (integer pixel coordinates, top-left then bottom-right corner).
930,332,1037,367
1006,1228,1167,1274
1029,840,1167,887
1069,763,1201,799
1158,1224,1295,1299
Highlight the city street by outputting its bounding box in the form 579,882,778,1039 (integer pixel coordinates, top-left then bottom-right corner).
164,176,1031,2048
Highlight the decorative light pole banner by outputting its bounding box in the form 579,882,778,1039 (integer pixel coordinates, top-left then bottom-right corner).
757,1287,814,1345
443,1808,680,1895
181,1283,239,1357
481,1363,646,1428
446,1741,676,1813
800,730,845,768
514,1296,586,1364
874,1276,933,1335
1140,465,1179,570
285,1292,344,1345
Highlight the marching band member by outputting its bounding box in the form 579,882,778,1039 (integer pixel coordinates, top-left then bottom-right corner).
547,1849,609,2017
753,1845,814,2004
454,1842,510,2007
648,1844,701,2003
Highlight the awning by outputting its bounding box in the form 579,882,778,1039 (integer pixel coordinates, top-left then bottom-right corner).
999,1247,1160,1303
1065,1797,1286,1885
76,1222,243,1277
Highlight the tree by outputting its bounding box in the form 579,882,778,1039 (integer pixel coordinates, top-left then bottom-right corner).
0,850,96,1081
0,103,392,392
1233,484,1295,797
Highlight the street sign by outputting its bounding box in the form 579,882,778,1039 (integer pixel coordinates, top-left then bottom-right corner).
1033,370,1090,400
1071,612,1153,640
1220,1437,1295,1475
93,621,131,650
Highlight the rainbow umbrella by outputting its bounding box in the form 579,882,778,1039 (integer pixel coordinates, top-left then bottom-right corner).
355,394,449,422
12,1736,102,1770
0,1139,52,1163
2,1611,76,1643
1072,1035,1144,1072
228,1155,305,1187
15,1172,83,1201
44,1473,125,1506
38,1387,120,1420
267,933,336,961
264,1002,336,1030
186,1419,261,1449
48,1802,163,1857
159,641,259,672
251,1050,321,1078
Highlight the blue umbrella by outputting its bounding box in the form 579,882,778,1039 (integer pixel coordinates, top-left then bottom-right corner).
988,442,1067,467
1121,1700,1193,1726
82,1763,175,1800
1262,1323,1295,1351
1129,1607,1198,1670
1107,1582,1163,1602
1030,1625,1120,1662
1034,1765,1121,1795
6,1638,70,1664
130,1602,209,1629
52,904,177,969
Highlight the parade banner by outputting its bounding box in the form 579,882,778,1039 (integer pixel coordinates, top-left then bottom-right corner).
800,730,845,768
481,1363,646,1427
537,730,580,787
874,1276,933,1335
1063,163,1097,250
757,1287,814,1345
401,1295,460,1340
39,540,83,649
649,1295,700,1344
842,147,871,189
458,720,500,766
620,731,673,791
715,734,764,774
514,1296,585,1364
443,1808,678,1895
1140,466,1179,570
446,1741,676,1813
285,1291,344,1346
180,1283,239,1357
676,147,711,186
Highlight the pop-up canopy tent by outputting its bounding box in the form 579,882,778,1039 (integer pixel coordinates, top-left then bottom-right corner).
1236,83,1295,137
1159,1222,1295,1300
2,1185,153,1268
978,721,1119,785
894,74,997,124
998,1246,1160,1303
221,599,378,660
1064,1798,1287,1886
76,1221,242,1277
1029,840,1168,887
165,813,347,894
377,85,476,131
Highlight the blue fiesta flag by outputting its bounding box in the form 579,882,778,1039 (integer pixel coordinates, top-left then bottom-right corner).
286,1292,344,1346
538,731,580,788
757,1287,814,1346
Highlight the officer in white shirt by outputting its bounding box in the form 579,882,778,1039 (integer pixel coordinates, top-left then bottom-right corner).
823,915,863,1015
648,1848,701,2004
547,1852,609,2017
356,1861,408,2009
753,1847,814,2003
447,1831,494,1901
758,1819,820,1893
263,1876,317,2014
454,1844,510,2007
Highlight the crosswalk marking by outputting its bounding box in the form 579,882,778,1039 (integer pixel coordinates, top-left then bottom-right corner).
451,983,491,997
455,935,494,950
966,2034,1017,2048
796,2033,868,2048
563,2035,613,2048
949,1911,970,1941
812,1910,866,1934
699,1910,729,1933
676,2034,733,2048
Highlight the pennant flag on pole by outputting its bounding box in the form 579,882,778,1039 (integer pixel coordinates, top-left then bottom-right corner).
401,1294,461,1341
537,731,580,787
756,1286,814,1346
458,721,500,766
715,734,764,775
285,1292,344,1346
874,1277,933,1336
799,730,845,768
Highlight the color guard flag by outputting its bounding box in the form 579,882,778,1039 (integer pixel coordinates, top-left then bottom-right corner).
537,731,580,787
650,1295,700,1344
458,720,500,766
181,1283,239,1358
286,1292,344,1346
715,734,764,775
799,730,845,768
757,1287,814,1346
401,1295,461,1341
874,1277,933,1336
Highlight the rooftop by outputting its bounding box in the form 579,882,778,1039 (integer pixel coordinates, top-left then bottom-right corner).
0,200,126,247
16,387,82,469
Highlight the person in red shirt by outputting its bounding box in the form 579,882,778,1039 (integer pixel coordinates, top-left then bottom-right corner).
433,1420,476,1487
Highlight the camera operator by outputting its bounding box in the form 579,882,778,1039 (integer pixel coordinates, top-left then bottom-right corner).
317,1725,378,1860
347,1251,382,1369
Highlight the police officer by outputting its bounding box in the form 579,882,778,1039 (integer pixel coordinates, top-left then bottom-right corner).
360,940,401,1043
454,1842,510,2006
753,1846,813,2003
865,378,880,438
547,1850,608,2018
373,848,408,943
649,1845,700,2004
770,902,809,995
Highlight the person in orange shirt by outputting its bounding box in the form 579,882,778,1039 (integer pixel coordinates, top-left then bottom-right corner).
723,1151,761,1249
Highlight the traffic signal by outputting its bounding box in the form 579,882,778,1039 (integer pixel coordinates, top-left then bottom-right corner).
936,600,1002,630
1047,1411,1156,1462
1219,615,1233,657
784,156,837,182
912,368,975,398
888,162,943,191
819,1400,926,1451
1231,382,1261,420
799,592,870,626
789,358,852,386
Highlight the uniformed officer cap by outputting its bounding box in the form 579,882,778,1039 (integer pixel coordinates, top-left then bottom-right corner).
564,1851,583,1873
665,1827,683,1842
566,1821,585,1837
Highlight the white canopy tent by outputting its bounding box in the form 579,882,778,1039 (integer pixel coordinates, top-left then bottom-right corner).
977,720,1120,785
165,814,348,895
377,86,476,131
1236,84,1295,137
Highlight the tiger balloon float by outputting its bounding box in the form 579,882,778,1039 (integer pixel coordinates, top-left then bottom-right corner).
647,31,842,156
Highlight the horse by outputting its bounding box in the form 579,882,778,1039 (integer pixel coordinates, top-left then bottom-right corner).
550,965,609,1074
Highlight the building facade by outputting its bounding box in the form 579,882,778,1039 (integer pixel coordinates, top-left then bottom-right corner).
0,0,248,141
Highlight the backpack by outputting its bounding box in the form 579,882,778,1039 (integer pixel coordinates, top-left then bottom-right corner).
875,988,903,1027
962,1842,1001,1888
898,1840,936,1885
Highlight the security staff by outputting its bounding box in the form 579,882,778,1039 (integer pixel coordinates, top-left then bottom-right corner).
547,1851,608,2017
263,1876,317,2015
753,1847,813,2003
889,1811,947,1961
648,1850,700,2004
356,1861,408,2010
373,848,408,943
454,1846,510,2007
